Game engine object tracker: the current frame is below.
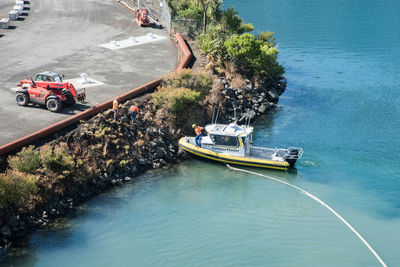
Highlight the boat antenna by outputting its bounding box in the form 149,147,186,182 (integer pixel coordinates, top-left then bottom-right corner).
214,104,220,124
247,112,251,128
211,106,216,125
244,110,251,128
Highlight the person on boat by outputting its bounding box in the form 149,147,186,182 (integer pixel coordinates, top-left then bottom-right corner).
129,102,139,123
192,124,204,147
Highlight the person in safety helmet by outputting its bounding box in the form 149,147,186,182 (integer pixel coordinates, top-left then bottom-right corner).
192,124,204,147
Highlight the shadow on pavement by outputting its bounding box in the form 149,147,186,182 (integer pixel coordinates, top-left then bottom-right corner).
59,103,93,115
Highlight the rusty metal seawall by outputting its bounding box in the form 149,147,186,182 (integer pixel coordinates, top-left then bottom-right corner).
0,33,192,156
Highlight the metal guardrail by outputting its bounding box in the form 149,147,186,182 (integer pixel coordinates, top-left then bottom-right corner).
0,33,192,156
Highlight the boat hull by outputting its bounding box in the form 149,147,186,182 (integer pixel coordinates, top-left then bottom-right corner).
178,137,291,171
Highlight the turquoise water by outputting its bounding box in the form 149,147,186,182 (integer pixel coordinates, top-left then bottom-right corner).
3,0,400,266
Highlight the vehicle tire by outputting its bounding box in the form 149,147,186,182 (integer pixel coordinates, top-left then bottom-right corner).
46,98,62,112
16,92,29,106
62,89,75,106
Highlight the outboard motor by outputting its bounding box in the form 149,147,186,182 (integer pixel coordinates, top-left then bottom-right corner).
285,147,303,169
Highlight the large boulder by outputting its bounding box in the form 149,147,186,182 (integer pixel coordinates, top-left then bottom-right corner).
1,224,11,238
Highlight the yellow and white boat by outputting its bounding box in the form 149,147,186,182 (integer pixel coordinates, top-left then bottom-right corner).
179,122,303,171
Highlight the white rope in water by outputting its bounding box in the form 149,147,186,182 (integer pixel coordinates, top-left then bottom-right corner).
226,164,387,267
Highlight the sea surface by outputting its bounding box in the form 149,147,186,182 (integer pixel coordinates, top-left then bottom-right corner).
2,0,400,266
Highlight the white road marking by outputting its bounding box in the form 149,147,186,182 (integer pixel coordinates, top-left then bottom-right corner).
99,34,166,50
64,77,104,89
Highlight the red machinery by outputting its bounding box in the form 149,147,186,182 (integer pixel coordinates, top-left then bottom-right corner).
16,71,86,112
134,8,151,27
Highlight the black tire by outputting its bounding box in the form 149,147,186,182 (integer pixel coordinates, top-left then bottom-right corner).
16,92,29,106
62,89,75,106
46,98,62,112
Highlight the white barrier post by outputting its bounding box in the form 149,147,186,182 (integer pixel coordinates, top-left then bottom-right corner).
15,1,24,9
14,5,23,15
80,73,89,84
111,40,119,47
8,10,19,20
0,18,10,29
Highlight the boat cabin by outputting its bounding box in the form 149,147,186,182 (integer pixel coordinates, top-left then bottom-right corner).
201,122,253,156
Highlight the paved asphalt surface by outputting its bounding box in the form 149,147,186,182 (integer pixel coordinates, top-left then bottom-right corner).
0,0,178,146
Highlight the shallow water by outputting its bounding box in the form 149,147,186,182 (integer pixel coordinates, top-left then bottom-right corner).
2,0,400,266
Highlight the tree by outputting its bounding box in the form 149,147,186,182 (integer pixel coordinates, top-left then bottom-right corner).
224,33,284,79
198,0,220,32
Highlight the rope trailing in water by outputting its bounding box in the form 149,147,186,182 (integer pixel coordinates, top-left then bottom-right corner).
226,164,387,267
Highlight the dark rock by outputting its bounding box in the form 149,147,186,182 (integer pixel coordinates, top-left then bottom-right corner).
155,148,167,158
149,141,157,148
153,162,161,169
258,104,267,113
131,165,138,175
121,116,130,123
9,217,18,231
138,159,146,166
267,90,278,101
1,224,11,237
108,164,115,175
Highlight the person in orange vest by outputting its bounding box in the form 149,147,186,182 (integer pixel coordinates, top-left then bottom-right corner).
192,124,204,147
113,96,120,119
129,102,139,122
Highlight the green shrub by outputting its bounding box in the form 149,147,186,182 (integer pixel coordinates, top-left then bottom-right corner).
154,69,212,115
224,33,284,78
41,145,75,174
177,3,202,19
161,69,212,98
153,86,202,114
8,145,42,174
0,170,38,210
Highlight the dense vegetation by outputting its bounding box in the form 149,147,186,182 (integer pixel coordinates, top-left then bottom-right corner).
0,145,79,211
153,69,212,130
168,0,284,82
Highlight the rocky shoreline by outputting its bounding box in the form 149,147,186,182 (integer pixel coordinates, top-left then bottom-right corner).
0,73,286,250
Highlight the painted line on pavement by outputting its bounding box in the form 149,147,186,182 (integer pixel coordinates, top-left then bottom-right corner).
99,34,166,50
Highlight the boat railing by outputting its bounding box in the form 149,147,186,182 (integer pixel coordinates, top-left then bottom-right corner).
283,147,304,160
249,146,277,158
250,146,303,160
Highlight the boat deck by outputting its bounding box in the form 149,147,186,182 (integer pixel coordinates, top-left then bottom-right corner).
185,137,287,161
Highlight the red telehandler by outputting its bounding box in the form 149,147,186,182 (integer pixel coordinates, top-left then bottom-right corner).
15,71,86,112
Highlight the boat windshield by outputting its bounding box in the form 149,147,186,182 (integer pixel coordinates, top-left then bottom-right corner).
210,134,239,147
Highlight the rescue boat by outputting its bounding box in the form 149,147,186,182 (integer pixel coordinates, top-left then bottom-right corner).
179,121,303,171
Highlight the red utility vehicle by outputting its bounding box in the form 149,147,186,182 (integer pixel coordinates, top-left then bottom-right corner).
15,71,86,112
134,8,151,27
